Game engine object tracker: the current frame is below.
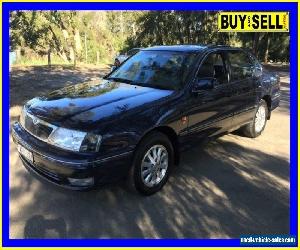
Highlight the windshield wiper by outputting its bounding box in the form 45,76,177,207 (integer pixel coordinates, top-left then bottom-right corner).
127,81,171,90
108,77,171,90
107,77,133,84
107,77,144,87
145,83,171,90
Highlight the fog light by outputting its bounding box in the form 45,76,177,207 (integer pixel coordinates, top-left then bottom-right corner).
68,177,94,187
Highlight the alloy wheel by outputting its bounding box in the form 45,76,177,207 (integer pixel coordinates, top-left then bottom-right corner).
141,145,168,187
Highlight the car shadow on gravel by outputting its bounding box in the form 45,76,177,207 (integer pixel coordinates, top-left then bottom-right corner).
10,137,289,239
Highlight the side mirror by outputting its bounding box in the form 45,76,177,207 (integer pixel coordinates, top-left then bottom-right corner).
253,66,263,78
192,77,215,92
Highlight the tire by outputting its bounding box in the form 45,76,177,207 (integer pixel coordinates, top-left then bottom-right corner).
127,132,174,195
242,99,268,138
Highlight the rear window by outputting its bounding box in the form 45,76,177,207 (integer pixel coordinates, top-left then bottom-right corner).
228,51,253,81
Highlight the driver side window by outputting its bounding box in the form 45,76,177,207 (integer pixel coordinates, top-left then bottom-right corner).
197,53,227,84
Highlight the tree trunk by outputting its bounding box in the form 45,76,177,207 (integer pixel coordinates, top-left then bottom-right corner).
264,33,270,64
48,25,70,63
96,51,100,64
47,48,51,67
177,21,184,43
57,51,69,63
203,11,208,42
252,33,260,57
73,49,77,68
84,32,88,63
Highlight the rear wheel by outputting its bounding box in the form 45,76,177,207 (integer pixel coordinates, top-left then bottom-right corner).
128,132,174,195
242,99,268,138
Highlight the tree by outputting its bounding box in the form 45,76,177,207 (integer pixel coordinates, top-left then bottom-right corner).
264,33,270,63
9,10,290,64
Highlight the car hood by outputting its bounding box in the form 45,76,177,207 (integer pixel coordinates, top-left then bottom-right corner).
26,79,174,129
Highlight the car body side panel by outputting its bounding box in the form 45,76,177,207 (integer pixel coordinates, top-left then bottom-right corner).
184,86,234,138
262,71,281,110
230,78,257,127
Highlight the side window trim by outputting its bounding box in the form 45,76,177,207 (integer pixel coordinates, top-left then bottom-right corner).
224,49,236,83
219,50,230,84
195,50,228,85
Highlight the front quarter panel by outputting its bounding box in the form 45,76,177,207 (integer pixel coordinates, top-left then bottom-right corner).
97,92,187,158
261,70,281,100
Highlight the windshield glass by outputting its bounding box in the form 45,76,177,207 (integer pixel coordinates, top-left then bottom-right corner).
108,50,197,90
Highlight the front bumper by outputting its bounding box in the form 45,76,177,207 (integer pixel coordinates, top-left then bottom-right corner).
12,122,133,190
271,92,281,111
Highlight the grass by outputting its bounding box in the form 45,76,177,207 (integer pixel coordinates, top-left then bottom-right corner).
14,55,112,67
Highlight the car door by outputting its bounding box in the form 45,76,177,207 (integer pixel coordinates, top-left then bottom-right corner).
226,50,257,127
185,50,235,140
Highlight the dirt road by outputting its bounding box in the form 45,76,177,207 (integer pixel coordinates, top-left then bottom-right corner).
9,64,290,239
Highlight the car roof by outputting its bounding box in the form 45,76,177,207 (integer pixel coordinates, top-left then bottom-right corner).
143,45,207,52
142,44,240,53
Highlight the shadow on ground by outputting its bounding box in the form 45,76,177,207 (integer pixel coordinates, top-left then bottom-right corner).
10,138,289,239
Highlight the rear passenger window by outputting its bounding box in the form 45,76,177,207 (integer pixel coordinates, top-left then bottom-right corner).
228,51,253,81
197,53,227,84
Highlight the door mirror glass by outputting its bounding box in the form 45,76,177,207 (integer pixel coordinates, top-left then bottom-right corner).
193,77,215,92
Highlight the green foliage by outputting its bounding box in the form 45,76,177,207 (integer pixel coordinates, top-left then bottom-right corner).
10,10,290,66
129,11,289,62
16,54,70,66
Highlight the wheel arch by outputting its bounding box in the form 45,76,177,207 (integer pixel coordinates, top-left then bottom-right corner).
135,126,180,165
262,95,272,119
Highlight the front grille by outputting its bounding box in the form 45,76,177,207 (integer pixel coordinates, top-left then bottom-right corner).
35,164,61,181
21,109,55,141
21,155,61,182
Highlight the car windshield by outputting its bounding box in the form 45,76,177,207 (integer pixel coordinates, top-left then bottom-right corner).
108,50,197,90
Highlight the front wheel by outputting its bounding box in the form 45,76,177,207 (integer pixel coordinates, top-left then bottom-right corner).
242,99,268,138
128,132,174,195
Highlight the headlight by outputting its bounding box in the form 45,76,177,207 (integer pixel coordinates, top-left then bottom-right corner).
19,107,101,152
48,127,102,152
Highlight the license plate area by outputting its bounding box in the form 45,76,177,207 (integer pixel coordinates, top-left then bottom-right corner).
17,144,33,163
